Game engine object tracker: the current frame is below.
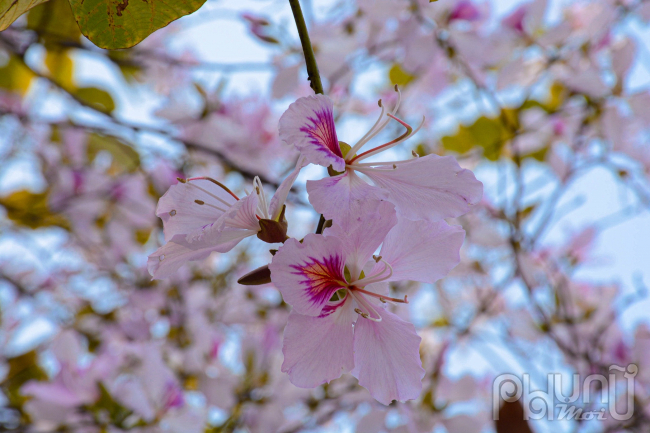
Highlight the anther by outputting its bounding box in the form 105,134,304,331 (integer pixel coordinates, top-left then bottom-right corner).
255,186,260,195
412,150,419,158
195,200,204,205
392,164,397,169
379,297,387,303
177,177,186,183
354,308,369,319
378,99,382,107
394,84,399,92
169,210,176,216
373,255,382,263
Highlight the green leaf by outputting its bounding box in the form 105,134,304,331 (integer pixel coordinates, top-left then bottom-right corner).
86,133,140,172
2,350,48,407
86,382,133,427
75,86,116,113
0,190,70,229
470,116,505,161
441,115,512,161
67,0,207,49
0,0,50,31
441,126,474,155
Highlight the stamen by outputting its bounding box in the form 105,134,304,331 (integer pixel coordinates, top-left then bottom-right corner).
349,291,382,322
177,177,187,183
186,180,235,208
412,150,419,158
346,99,387,160
352,259,393,286
253,177,270,220
349,114,425,164
352,159,415,167
353,286,408,304
187,177,240,201
346,86,403,161
195,199,227,212
346,165,399,173
372,255,382,263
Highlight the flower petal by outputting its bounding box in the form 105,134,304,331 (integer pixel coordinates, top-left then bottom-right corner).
270,234,347,316
324,199,397,280
307,171,387,222
281,297,355,387
352,306,425,405
279,95,345,171
148,194,260,279
268,156,307,221
356,154,483,221
379,219,465,284
147,233,245,279
156,179,238,241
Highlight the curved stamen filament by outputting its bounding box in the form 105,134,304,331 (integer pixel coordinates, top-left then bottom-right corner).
187,177,240,201
194,200,227,212
349,290,382,322
352,286,408,304
346,100,387,160
253,177,270,220
350,165,398,173
352,158,417,167
346,86,403,162
185,179,237,208
349,114,425,164
352,259,394,287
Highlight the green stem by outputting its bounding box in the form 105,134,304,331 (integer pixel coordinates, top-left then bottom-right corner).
288,0,324,95
289,0,329,234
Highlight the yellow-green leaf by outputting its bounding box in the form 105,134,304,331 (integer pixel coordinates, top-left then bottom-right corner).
86,133,140,172
0,55,35,95
27,0,80,42
75,86,116,113
389,63,415,87
44,48,75,90
2,350,48,407
0,0,50,31
0,190,70,229
67,0,207,49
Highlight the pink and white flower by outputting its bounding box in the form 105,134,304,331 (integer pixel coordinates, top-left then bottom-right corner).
269,200,465,404
148,158,305,279
278,91,483,222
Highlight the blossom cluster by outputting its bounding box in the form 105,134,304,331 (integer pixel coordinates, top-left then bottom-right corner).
149,91,483,404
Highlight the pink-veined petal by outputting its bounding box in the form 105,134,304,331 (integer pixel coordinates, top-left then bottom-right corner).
357,154,483,221
378,219,465,284
270,234,347,316
268,156,307,221
279,95,345,171
281,297,355,387
352,306,425,405
147,233,244,279
324,200,397,280
156,179,237,241
148,194,260,279
307,171,387,222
